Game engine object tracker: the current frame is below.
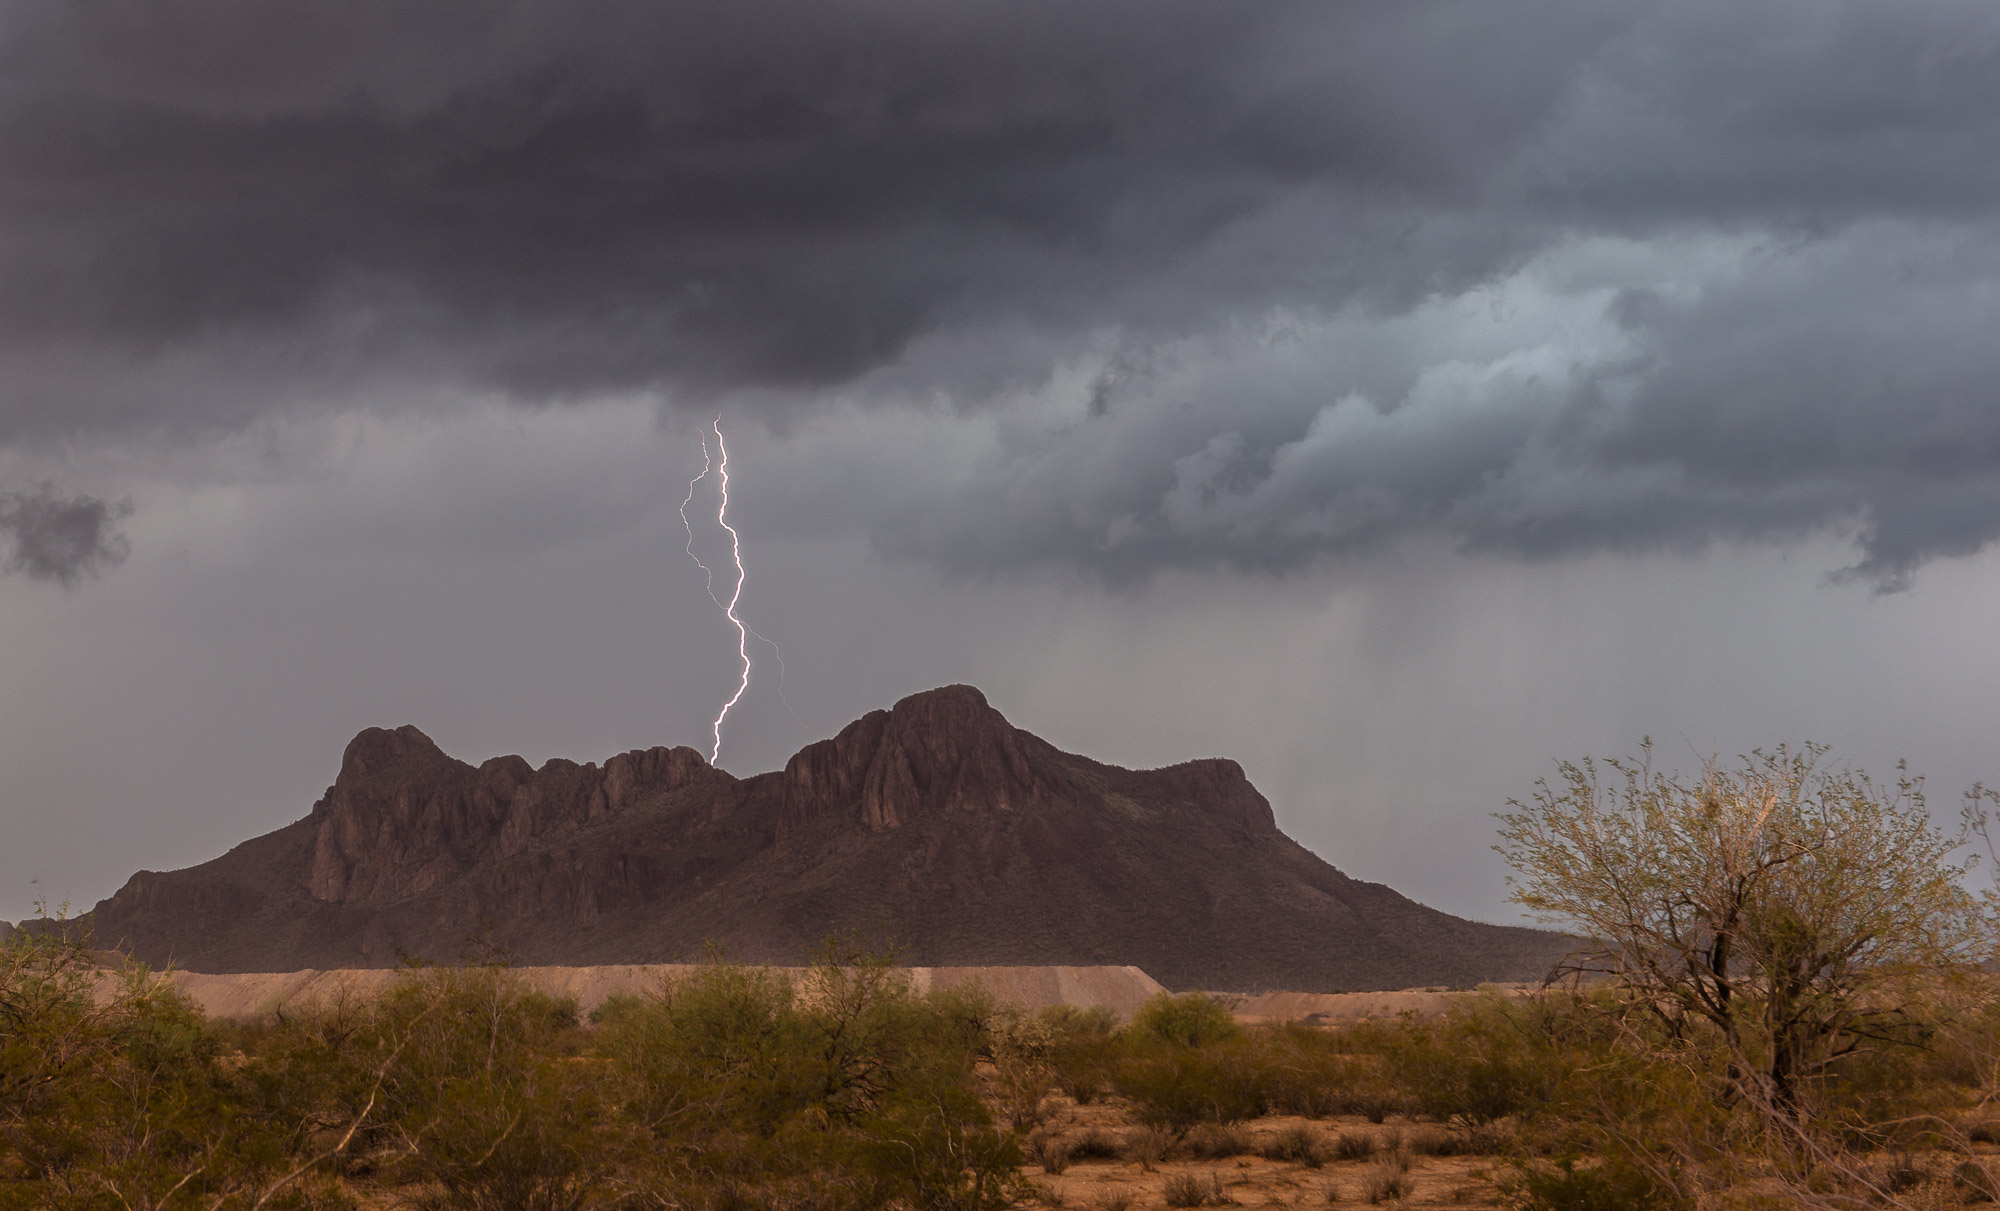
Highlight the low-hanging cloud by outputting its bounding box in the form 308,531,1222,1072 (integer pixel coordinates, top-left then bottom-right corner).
1,0,1999,585
0,484,131,586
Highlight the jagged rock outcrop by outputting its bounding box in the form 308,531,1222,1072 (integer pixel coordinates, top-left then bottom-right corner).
71,686,1574,990
304,728,720,906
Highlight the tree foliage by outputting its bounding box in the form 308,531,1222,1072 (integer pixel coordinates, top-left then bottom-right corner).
1496,740,1995,1115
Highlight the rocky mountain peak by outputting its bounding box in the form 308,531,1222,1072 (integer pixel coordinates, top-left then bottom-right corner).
333,725,470,791
782,684,1051,830
77,685,1575,989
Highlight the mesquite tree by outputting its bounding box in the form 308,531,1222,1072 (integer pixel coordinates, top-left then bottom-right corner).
1497,741,1993,1117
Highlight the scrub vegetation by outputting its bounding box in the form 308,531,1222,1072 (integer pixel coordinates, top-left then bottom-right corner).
7,744,2000,1208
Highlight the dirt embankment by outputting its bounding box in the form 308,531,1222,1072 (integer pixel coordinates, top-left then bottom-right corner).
145,964,1168,1021
92,958,1523,1024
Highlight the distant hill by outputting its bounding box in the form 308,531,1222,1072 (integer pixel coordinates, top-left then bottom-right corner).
62,685,1574,990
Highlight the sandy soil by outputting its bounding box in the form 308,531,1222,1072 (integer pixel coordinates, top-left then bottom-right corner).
1021,1099,1504,1209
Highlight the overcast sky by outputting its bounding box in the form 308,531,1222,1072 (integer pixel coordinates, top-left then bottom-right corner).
6,0,2000,929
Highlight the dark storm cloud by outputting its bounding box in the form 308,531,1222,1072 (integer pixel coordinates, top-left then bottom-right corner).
0,484,130,585
0,0,1601,428
2,0,2000,584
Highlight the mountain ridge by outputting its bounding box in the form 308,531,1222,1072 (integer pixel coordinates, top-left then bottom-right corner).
51,685,1575,991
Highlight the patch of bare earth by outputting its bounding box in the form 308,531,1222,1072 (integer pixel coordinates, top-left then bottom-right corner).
1019,1098,1502,1209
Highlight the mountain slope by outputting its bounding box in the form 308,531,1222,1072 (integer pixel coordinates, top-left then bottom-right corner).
73,686,1573,990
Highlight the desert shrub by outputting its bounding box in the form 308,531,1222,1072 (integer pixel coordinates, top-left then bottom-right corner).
864,1080,1022,1211
1027,1132,1071,1174
1261,1123,1327,1168
1161,1173,1209,1208
1040,1004,1120,1105
1114,1041,1268,1134
991,1007,1070,1131
1256,1023,1365,1119
1087,1193,1134,1211
1183,1122,1251,1159
593,941,1016,1211
1131,992,1239,1049
1349,1088,1408,1124
233,977,429,1184
1403,1122,1510,1157
1358,995,1561,1127
1500,1156,1684,1211
1361,1165,1411,1205
0,925,301,1210
1120,1126,1172,1168
1953,1159,2000,1203
369,963,607,1211
1331,1131,1378,1162
1401,1126,1452,1156
1068,1128,1120,1160
1808,1016,1981,1151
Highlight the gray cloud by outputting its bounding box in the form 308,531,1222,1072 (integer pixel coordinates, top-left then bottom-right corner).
1,0,1999,584
0,0,1605,412
0,484,130,585
868,222,2000,590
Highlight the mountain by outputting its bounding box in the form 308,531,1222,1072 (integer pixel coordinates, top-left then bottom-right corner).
67,686,1573,990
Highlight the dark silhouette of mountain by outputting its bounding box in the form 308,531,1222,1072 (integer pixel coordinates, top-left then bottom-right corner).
68,686,1573,990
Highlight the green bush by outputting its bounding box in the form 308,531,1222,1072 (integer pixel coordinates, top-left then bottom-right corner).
592,942,1017,1211
1256,1023,1366,1119
1114,1037,1269,1134
1130,993,1239,1049
369,964,606,1211
1360,996,1560,1127
1502,1157,1684,1211
11,919,1988,1210
1038,1004,1120,1105
0,926,295,1211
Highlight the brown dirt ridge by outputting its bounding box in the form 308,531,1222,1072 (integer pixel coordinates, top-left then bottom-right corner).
53,684,1573,990
146,964,1168,1022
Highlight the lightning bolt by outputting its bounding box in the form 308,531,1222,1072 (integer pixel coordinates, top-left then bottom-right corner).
709,419,752,764
680,434,717,604
679,419,809,765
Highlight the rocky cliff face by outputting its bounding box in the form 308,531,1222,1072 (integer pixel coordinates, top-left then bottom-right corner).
304,727,719,906
76,685,1574,990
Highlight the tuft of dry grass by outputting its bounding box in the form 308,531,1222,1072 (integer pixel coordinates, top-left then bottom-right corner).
1161,1171,1244,1207
1361,1164,1413,1205
1070,1127,1121,1160
1332,1130,1379,1163
1954,1159,2000,1203
1163,1173,1209,1208
1186,1122,1254,1160
1029,1132,1073,1175
1260,1123,1328,1169
1122,1126,1173,1169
